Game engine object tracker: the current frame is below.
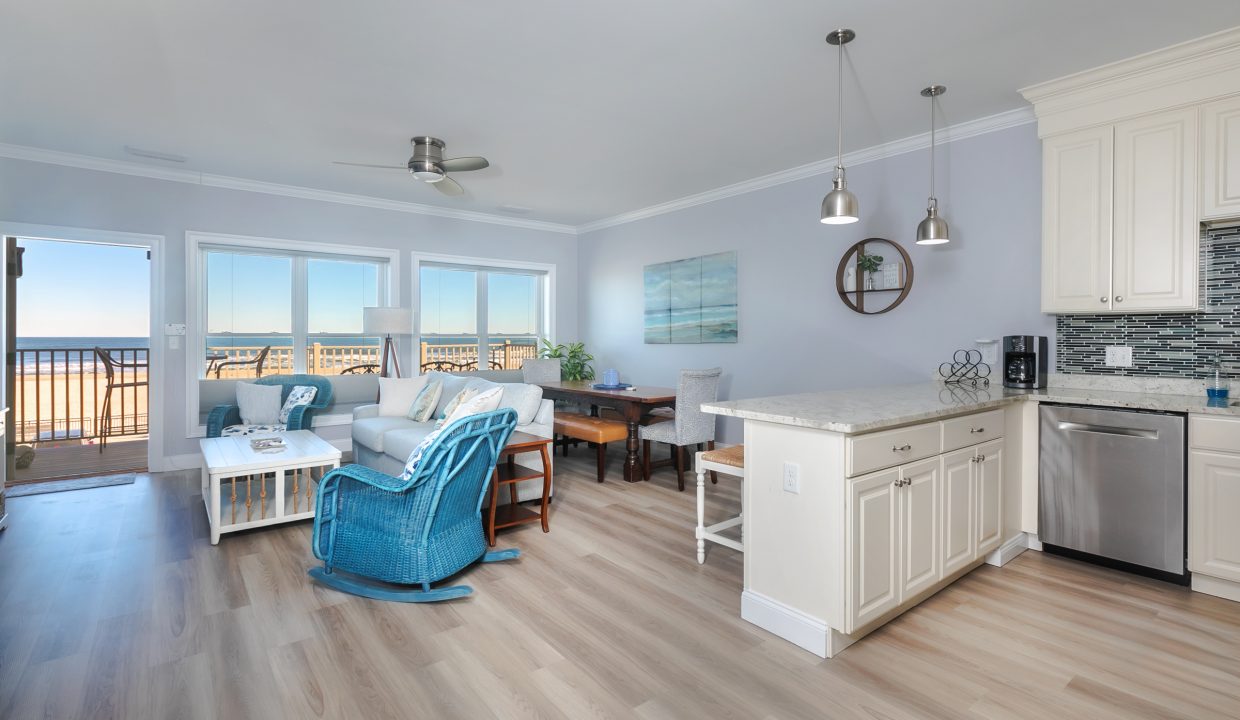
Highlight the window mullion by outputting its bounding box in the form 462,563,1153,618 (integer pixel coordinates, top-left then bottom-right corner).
292,256,308,374
477,270,488,371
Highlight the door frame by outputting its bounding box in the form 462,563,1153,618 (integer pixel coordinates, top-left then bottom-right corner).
0,222,167,471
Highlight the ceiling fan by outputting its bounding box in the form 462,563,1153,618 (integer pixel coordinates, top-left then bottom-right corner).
333,136,489,196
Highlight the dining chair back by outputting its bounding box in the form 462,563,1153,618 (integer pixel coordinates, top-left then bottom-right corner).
521,358,562,384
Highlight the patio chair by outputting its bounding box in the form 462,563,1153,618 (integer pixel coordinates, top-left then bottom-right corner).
213,345,272,378
205,374,333,438
308,408,520,602
93,347,149,452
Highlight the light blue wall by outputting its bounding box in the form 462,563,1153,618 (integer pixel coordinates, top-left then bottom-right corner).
0,157,579,459
578,123,1054,442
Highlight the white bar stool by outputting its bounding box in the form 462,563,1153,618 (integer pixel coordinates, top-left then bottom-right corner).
694,444,744,564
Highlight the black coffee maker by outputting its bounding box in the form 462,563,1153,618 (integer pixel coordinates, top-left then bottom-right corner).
1003,335,1048,389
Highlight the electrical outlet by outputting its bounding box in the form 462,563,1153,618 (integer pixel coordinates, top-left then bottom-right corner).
1105,346,1133,367
782,462,800,494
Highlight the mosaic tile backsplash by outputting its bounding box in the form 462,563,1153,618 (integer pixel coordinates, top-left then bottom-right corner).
1056,226,1240,378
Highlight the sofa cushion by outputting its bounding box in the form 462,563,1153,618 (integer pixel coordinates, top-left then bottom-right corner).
383,424,439,462
377,376,429,417
497,383,543,425
352,416,420,453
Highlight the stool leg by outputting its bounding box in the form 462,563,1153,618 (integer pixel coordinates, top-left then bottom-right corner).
706,440,718,484
596,442,606,483
696,462,707,564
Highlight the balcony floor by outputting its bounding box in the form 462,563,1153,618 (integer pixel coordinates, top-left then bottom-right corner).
13,436,147,484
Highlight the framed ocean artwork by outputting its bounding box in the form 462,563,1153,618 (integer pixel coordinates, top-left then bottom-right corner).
644,251,738,344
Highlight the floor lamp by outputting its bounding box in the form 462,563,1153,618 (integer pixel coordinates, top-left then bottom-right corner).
363,307,413,399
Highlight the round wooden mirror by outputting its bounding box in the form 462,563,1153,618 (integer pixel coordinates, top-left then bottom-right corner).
835,238,914,315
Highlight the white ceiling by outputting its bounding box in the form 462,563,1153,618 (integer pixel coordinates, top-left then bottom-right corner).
3,1,1240,227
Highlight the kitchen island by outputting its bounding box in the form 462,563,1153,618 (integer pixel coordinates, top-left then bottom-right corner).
703,380,1240,658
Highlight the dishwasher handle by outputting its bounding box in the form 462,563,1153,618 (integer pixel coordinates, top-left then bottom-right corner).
1056,421,1159,439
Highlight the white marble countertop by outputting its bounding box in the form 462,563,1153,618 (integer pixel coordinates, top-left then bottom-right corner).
702,381,1240,434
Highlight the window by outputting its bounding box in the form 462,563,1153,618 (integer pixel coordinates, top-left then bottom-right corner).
418,259,550,373
198,239,392,379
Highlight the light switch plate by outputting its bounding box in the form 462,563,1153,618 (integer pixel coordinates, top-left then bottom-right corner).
164,323,186,336
1105,346,1133,367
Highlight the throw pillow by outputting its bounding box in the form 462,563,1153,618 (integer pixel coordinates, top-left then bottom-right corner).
439,387,480,421
497,383,543,425
399,429,441,481
442,386,504,426
377,376,429,417
235,382,283,425
278,385,318,424
407,379,443,422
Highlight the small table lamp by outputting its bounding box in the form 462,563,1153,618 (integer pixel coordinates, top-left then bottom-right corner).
363,307,413,379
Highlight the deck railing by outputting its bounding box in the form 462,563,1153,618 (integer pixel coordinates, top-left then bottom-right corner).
14,347,149,445
419,341,539,371
207,341,541,378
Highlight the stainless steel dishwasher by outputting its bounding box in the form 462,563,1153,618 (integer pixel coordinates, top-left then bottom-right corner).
1039,404,1187,583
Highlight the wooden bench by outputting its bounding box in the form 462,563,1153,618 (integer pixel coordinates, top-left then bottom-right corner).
553,413,629,482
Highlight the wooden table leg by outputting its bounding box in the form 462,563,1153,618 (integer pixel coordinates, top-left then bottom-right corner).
623,406,642,483
538,443,552,532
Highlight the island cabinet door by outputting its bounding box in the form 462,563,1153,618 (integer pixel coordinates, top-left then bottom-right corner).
941,448,977,577
899,458,942,600
975,439,1005,557
1189,450,1240,583
847,467,901,632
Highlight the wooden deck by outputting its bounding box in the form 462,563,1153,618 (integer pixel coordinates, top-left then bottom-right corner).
12,437,147,484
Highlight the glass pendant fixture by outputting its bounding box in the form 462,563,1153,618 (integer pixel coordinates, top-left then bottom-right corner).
821,29,859,225
916,85,950,244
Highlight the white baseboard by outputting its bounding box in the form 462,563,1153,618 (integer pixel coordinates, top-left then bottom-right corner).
1192,574,1240,603
1026,533,1043,551
740,590,853,658
985,533,1031,567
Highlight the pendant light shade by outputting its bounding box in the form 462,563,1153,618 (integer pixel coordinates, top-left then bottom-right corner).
821,29,859,225
916,85,949,245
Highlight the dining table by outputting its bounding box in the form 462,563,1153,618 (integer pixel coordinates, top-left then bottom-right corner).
536,380,677,483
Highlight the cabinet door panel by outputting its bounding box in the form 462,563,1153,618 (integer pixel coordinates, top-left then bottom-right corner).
941,449,976,576
1189,451,1240,583
1202,96,1240,221
1041,127,1113,313
900,458,941,599
1112,108,1198,311
976,440,1004,556
847,468,901,632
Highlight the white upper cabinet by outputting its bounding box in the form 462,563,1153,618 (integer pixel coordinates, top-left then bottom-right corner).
1111,108,1199,312
1041,127,1114,313
1202,95,1240,221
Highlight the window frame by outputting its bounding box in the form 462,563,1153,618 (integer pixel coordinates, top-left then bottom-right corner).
186,232,400,436
412,252,555,373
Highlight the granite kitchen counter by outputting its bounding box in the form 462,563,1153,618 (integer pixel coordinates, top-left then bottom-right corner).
703,381,1240,435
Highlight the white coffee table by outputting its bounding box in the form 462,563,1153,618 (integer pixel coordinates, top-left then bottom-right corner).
200,430,342,544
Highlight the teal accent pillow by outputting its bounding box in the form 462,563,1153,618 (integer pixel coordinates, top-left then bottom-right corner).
407,379,442,422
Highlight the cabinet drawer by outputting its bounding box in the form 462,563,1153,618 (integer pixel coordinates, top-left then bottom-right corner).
1190,414,1240,453
941,410,1004,452
847,423,941,477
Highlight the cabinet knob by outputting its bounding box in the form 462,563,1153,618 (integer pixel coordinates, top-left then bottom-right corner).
977,454,986,462
1114,295,1124,303
969,427,984,434
1100,296,1108,303
892,444,912,453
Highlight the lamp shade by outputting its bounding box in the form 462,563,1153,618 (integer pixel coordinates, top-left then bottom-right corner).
363,306,413,335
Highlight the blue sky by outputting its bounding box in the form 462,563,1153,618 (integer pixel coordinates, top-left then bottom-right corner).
18,239,150,337
19,239,541,338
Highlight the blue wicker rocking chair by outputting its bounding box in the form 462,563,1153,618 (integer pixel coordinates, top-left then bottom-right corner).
308,408,519,602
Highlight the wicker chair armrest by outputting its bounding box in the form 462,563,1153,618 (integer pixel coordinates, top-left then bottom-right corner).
206,405,242,438
285,405,315,431
321,463,413,494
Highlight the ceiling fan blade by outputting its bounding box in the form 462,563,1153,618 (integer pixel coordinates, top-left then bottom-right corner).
439,156,489,172
432,175,464,196
332,161,408,170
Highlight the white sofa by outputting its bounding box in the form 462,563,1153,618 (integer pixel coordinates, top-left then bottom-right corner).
351,370,553,502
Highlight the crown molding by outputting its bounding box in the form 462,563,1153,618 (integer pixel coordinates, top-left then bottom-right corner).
1020,25,1240,137
0,142,578,235
576,105,1035,234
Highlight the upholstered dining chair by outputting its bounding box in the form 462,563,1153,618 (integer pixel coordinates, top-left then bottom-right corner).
308,408,520,602
521,358,562,384
640,367,723,490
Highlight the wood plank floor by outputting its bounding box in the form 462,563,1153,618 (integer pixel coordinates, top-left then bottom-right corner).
13,437,147,484
1,452,1238,719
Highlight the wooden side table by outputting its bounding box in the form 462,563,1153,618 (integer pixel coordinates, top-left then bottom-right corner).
487,431,552,546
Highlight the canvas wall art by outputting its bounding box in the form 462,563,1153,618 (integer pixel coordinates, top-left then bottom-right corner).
644,251,738,344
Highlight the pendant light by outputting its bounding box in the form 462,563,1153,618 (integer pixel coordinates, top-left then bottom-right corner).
916,85,950,244
821,29,859,225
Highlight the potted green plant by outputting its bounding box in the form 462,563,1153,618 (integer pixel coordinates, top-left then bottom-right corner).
858,251,884,291
539,339,596,381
